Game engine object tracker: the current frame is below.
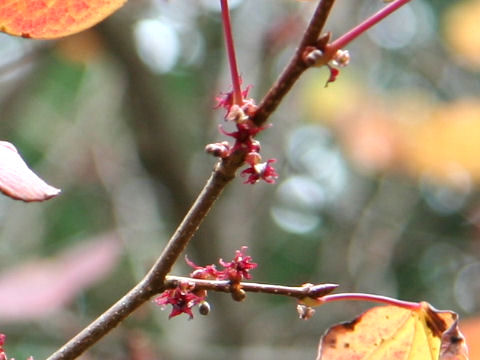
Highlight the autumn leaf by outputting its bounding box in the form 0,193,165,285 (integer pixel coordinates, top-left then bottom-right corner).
316,302,469,360
0,141,60,202
0,0,127,39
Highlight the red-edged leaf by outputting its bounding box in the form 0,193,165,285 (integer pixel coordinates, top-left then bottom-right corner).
0,141,60,202
0,0,127,39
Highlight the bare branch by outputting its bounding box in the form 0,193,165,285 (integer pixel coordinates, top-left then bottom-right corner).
165,276,339,300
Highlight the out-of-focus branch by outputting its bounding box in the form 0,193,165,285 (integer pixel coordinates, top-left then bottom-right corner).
97,18,193,219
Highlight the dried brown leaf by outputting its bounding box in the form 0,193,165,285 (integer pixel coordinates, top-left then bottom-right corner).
316,302,469,360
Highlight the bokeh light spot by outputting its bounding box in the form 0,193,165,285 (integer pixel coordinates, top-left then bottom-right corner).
271,176,325,234
454,262,480,313
134,19,180,74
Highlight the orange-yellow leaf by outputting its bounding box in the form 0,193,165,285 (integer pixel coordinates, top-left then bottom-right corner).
316,302,469,360
0,0,127,39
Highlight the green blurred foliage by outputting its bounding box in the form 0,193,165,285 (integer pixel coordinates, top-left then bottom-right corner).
0,0,479,359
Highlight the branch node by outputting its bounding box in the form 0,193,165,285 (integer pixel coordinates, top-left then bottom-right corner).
303,47,325,67
316,31,332,50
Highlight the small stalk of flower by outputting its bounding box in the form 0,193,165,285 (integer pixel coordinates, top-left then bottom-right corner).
217,0,258,121
217,0,256,121
220,0,243,107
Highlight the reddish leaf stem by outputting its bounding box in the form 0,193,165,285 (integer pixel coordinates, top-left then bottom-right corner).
328,0,412,53
320,292,422,310
220,0,243,105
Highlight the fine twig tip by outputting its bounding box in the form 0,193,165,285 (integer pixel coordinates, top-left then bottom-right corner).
309,283,339,297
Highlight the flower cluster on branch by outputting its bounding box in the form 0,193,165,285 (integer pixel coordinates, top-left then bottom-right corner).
156,247,257,319
207,85,279,184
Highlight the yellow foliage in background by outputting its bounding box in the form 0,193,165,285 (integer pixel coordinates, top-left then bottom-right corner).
404,100,480,185
302,74,480,188
443,0,480,69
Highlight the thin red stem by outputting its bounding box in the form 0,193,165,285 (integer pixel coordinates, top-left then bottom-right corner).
328,0,412,52
320,292,421,310
220,0,243,105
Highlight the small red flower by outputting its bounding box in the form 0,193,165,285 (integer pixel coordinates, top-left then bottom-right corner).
219,121,266,153
185,256,220,280
325,49,349,86
218,246,258,282
155,282,205,319
325,66,339,87
214,81,277,186
241,159,278,184
217,119,278,185
215,84,253,115
185,246,257,283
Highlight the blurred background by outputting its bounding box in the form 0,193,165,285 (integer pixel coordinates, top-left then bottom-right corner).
0,0,479,358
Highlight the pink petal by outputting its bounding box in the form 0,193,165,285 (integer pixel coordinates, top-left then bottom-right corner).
0,141,60,202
